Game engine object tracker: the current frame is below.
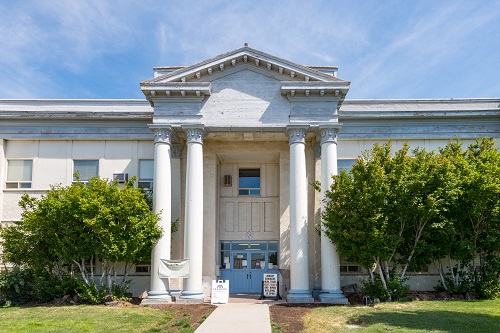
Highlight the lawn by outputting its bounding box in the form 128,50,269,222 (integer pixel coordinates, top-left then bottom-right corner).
302,299,500,333
0,304,214,333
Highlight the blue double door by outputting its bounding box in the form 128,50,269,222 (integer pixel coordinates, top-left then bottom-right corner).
230,251,266,293
220,240,279,293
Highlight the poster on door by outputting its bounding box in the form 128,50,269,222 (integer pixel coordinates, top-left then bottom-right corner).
211,280,229,304
263,273,278,297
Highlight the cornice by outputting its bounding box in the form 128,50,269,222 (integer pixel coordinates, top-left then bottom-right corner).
0,99,152,119
142,46,349,86
281,81,350,107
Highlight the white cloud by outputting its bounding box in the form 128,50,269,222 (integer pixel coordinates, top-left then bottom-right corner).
0,0,498,98
347,1,500,98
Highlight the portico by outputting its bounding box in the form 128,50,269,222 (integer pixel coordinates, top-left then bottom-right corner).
140,45,350,303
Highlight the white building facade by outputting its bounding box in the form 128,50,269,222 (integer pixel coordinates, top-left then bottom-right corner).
1,46,499,303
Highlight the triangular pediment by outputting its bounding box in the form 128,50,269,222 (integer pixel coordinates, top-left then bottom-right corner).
140,46,350,103
142,46,347,85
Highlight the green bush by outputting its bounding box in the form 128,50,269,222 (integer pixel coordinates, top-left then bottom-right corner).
0,267,82,305
0,267,34,305
0,267,133,306
77,280,131,304
77,281,108,304
361,275,410,302
436,265,500,299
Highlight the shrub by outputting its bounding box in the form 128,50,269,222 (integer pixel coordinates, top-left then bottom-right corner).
435,265,500,299
361,275,410,302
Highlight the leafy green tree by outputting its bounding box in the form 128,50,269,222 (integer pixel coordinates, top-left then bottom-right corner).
0,177,162,294
322,141,458,299
437,138,500,297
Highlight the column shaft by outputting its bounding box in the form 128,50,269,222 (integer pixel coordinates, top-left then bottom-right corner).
318,126,348,304
286,126,314,303
145,126,173,303
181,126,205,301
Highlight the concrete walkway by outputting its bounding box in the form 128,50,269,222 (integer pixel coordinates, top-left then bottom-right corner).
195,303,271,333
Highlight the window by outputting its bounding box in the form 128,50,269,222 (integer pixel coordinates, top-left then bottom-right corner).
338,159,356,173
238,169,260,195
6,160,33,189
73,160,98,183
138,159,154,189
135,265,150,274
340,265,361,273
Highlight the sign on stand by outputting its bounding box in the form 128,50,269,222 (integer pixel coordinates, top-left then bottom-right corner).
263,273,278,297
211,280,229,304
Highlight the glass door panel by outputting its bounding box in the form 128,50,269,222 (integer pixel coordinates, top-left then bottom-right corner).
231,252,248,292
249,252,266,292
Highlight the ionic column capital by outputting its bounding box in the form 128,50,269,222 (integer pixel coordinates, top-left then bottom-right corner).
171,144,183,159
286,125,309,145
318,126,340,144
150,126,174,144
183,125,206,145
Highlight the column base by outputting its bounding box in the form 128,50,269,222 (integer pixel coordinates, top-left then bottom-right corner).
178,290,204,304
286,289,314,303
318,290,349,304
140,291,173,305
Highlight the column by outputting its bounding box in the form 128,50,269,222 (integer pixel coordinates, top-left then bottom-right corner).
144,126,173,303
318,126,348,304
180,125,205,301
286,125,314,303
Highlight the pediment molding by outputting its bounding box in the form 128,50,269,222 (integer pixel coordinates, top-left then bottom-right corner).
142,46,349,86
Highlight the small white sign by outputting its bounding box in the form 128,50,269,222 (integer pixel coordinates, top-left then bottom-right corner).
211,280,229,304
263,273,278,297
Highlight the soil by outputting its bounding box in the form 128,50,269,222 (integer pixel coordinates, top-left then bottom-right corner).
151,304,217,332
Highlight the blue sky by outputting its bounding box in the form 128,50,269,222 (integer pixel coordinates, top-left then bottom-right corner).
0,0,499,100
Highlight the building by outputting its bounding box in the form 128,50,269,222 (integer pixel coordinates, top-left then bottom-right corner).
1,46,499,303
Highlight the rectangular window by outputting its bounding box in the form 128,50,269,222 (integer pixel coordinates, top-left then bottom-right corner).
138,159,154,189
6,160,33,189
238,169,260,195
135,265,150,273
73,160,99,182
338,159,356,173
340,265,361,273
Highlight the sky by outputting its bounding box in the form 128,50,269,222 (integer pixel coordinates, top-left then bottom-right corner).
0,0,499,100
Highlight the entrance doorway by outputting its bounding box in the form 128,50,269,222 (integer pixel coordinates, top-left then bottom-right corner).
219,241,279,293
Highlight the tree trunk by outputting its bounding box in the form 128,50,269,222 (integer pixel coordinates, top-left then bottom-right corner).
448,257,455,282
376,258,391,300
437,260,448,292
73,259,89,285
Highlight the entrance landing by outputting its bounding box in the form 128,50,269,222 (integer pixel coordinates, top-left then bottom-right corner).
228,293,284,304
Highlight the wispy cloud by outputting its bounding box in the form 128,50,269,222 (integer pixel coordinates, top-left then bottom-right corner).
0,0,137,97
347,1,500,98
0,0,498,99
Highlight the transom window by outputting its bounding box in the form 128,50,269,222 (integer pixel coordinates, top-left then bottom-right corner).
138,159,154,189
238,169,260,195
6,160,33,189
73,160,99,183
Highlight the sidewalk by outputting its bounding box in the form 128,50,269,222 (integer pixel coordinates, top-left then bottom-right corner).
195,303,272,333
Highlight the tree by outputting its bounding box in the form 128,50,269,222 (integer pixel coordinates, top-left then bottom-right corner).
436,138,500,297
0,177,162,294
321,141,457,299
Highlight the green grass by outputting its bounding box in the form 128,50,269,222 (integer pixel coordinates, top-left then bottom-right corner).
0,305,179,333
303,299,500,333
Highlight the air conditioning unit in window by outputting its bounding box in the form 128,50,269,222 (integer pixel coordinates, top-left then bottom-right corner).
113,173,128,183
